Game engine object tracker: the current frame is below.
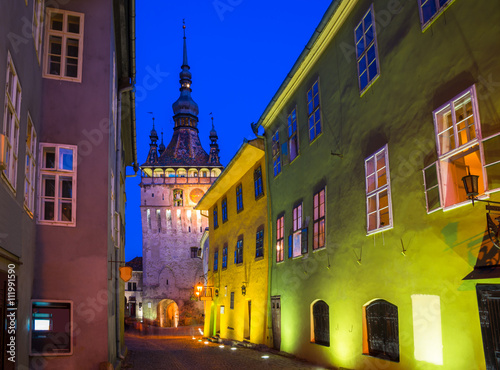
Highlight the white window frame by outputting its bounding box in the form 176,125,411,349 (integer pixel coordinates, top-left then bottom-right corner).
272,130,281,177
288,107,299,162
37,143,77,227
355,4,380,95
292,203,302,258
418,0,455,30
2,52,22,192
422,162,442,213
276,215,284,263
24,113,37,216
313,188,326,250
431,85,499,210
307,80,322,142
32,0,44,63
43,8,84,82
365,145,393,234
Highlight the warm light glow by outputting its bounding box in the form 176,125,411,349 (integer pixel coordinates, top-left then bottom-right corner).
412,295,443,365
198,339,202,342
204,341,209,344
219,345,224,348
230,347,237,351
261,355,269,359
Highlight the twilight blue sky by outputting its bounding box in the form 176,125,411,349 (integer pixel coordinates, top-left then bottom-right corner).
125,0,333,261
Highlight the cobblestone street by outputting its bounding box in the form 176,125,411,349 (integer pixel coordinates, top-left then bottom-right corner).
123,329,328,370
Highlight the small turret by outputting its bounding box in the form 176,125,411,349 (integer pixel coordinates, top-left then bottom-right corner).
158,131,166,156
208,116,221,165
145,116,159,164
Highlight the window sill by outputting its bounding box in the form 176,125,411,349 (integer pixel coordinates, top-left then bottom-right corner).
42,73,82,83
359,73,381,98
366,224,393,236
37,220,76,228
420,1,455,32
309,132,323,145
289,154,300,165
1,173,16,196
255,256,264,261
312,246,326,253
237,208,244,214
255,193,265,201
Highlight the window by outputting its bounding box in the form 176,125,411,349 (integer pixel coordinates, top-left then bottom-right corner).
236,184,243,212
166,209,172,224
423,163,441,212
127,282,137,291
173,189,183,206
312,300,330,346
272,130,281,177
191,247,198,258
365,145,392,233
307,80,322,141
288,108,299,161
256,227,264,258
222,244,228,269
355,5,380,94
431,86,500,209
43,9,84,82
2,52,22,191
24,115,37,215
254,166,264,199
147,209,151,229
234,237,243,264
31,300,73,356
221,197,228,223
363,300,399,362
33,0,44,61
213,205,219,229
230,292,234,309
214,249,219,271
38,144,77,226
156,209,161,232
313,188,326,250
291,204,302,258
276,215,284,262
418,0,454,29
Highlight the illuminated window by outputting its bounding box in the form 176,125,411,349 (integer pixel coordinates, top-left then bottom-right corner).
38,144,77,226
418,0,454,29
236,184,243,212
307,80,321,141
234,237,243,264
254,166,264,199
222,197,228,223
365,145,392,233
363,299,399,362
312,300,329,346
2,52,22,192
355,5,380,94
156,209,161,232
173,189,183,206
43,9,84,82
290,204,303,258
288,108,299,161
272,130,281,177
24,115,37,216
256,227,264,258
429,85,500,210
276,215,284,263
213,205,219,229
411,295,443,365
147,209,151,229
313,188,326,250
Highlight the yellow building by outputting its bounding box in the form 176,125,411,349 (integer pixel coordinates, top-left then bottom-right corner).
196,138,269,345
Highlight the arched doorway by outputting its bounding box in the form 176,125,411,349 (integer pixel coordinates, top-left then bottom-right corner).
157,299,179,328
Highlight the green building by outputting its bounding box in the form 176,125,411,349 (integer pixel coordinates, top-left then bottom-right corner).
254,0,500,368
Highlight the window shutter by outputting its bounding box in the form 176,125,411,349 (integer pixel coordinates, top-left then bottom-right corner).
423,162,442,213
288,234,292,258
234,250,237,264
301,227,308,254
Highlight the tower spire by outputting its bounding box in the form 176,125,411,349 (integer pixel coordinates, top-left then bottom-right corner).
208,113,221,165
146,113,158,163
182,19,188,67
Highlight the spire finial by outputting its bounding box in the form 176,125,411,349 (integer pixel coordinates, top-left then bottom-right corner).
182,20,188,67
210,112,214,130
183,19,186,39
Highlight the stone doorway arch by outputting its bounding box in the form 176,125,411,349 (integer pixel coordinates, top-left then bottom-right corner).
157,299,179,328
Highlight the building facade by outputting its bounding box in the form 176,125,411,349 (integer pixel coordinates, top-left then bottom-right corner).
4,0,137,369
196,138,269,346
140,26,223,327
254,0,500,369
125,257,144,320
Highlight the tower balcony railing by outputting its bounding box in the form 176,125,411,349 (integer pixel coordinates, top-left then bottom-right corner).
141,176,217,185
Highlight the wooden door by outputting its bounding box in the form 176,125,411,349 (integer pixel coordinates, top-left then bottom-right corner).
477,284,500,369
271,296,281,350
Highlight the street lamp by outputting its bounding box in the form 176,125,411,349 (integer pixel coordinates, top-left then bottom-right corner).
194,283,203,298
461,171,500,206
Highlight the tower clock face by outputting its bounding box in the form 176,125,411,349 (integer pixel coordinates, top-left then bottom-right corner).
189,188,205,204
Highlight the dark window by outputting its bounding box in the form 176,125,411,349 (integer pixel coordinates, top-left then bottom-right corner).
365,300,399,362
127,282,131,291
31,301,72,355
418,0,453,27
312,300,330,346
288,108,299,161
254,166,264,199
256,228,264,258
214,250,219,271
234,238,243,264
132,282,137,291
213,206,219,229
477,285,500,369
272,131,281,177
313,188,326,250
222,197,228,223
236,184,243,212
230,292,235,309
191,247,198,258
222,244,228,269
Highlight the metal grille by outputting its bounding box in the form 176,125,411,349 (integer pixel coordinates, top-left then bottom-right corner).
313,300,329,346
366,300,399,362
